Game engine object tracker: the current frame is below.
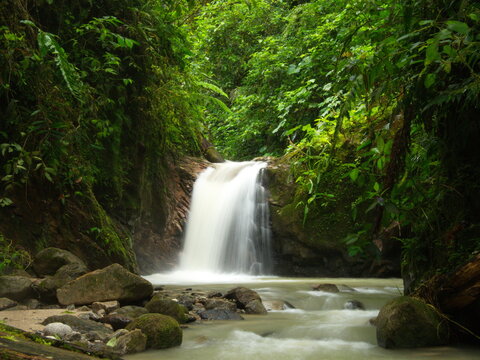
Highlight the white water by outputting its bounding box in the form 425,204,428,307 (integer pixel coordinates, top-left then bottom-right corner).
178,161,271,275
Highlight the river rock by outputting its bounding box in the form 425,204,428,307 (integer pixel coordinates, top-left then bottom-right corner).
108,329,147,355
344,300,365,310
145,298,189,323
263,300,294,311
100,314,133,331
224,287,267,314
0,276,34,301
32,247,87,277
198,309,244,321
43,322,73,339
126,313,182,349
376,296,450,348
204,298,236,312
0,297,17,311
111,305,149,319
91,301,120,314
42,314,113,341
56,263,153,305
312,283,339,293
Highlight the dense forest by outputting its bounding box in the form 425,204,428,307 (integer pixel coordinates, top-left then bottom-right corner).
1,0,480,343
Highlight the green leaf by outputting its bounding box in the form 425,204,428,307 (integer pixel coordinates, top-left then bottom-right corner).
446,21,469,35
373,182,380,192
424,73,436,88
196,81,229,98
349,168,359,182
425,42,440,65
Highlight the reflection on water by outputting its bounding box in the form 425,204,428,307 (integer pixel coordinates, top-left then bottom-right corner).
125,277,480,360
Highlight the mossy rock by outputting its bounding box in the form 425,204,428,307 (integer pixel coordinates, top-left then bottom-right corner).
126,313,182,349
145,298,189,323
376,296,450,348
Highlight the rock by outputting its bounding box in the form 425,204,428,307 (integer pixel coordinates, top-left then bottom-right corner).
338,284,357,292
43,322,73,339
224,287,267,314
24,298,41,309
177,295,195,310
100,314,132,331
32,247,87,277
312,283,339,293
263,300,294,311
33,263,88,303
207,291,223,298
56,263,153,305
0,297,17,311
344,300,365,310
204,298,236,312
245,299,268,314
0,276,34,301
376,296,450,348
145,298,189,323
198,309,244,321
111,305,149,320
108,329,147,355
42,314,113,341
126,313,182,349
91,301,120,314
77,311,102,322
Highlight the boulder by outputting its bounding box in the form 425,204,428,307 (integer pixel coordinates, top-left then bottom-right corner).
56,264,153,305
91,301,120,314
376,296,450,348
32,247,87,277
0,276,34,301
145,298,189,324
42,314,113,341
263,300,294,311
126,313,182,349
43,322,73,339
204,298,236,312
100,314,133,331
198,309,244,321
224,287,267,314
0,297,17,311
108,329,147,355
111,305,148,319
344,300,365,310
312,283,339,293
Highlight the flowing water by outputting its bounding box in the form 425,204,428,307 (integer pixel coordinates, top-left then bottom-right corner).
126,277,479,360
132,162,479,359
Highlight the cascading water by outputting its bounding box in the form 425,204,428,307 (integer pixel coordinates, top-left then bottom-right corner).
178,161,271,275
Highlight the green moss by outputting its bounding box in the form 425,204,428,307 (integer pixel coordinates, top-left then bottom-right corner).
145,298,189,324
126,313,182,349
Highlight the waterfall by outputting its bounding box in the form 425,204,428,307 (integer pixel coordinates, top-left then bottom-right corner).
178,161,272,275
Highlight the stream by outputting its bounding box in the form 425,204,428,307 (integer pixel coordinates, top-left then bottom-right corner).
125,276,480,360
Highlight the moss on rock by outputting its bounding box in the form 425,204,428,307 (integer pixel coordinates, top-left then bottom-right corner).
126,313,182,349
375,296,450,348
145,298,189,324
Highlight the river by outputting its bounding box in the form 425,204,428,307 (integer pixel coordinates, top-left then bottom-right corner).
125,276,479,360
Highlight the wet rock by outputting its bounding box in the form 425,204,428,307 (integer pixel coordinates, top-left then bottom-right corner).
338,284,357,292
42,314,113,341
207,291,223,298
344,300,365,310
204,298,236,312
32,247,87,277
0,276,35,301
0,297,17,311
126,313,182,349
43,322,73,339
376,296,450,348
77,311,102,322
245,299,268,315
198,309,244,321
177,295,195,311
224,287,267,314
100,314,133,331
111,305,148,319
263,300,295,311
91,300,120,314
312,283,339,293
107,329,147,355
145,298,189,323
56,263,153,305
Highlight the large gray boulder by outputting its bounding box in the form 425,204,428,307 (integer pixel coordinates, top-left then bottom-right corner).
56,264,153,305
32,247,87,277
224,287,267,314
0,276,34,301
126,313,182,349
376,296,450,348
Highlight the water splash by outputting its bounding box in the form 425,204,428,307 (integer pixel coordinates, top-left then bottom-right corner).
178,161,272,275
